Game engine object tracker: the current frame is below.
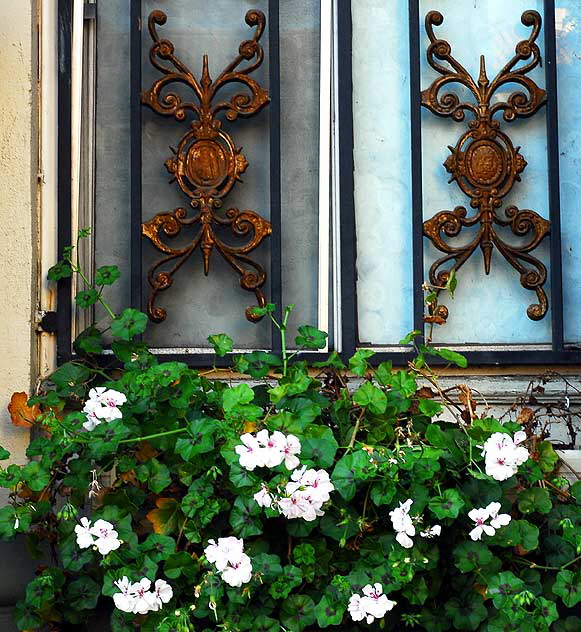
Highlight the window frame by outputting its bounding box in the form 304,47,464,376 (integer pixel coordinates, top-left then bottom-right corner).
54,0,581,367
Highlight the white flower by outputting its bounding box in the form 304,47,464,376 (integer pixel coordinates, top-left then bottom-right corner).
280,433,301,470
82,387,126,429
486,502,511,529
89,519,121,555
75,517,95,549
204,537,245,572
348,594,367,622
468,507,496,541
113,577,136,613
131,578,156,615
253,485,274,508
349,584,395,624
256,429,285,468
278,494,318,521
235,433,265,471
481,431,529,481
150,579,173,611
420,525,441,538
389,499,416,547
220,552,253,587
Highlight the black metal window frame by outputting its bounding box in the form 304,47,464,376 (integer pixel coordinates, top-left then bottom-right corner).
56,0,581,367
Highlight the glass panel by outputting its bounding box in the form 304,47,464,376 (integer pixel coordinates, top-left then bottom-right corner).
352,0,414,346
419,0,551,346
94,0,322,351
556,2,581,346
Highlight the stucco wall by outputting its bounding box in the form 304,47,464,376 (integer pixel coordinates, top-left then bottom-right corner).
0,0,37,470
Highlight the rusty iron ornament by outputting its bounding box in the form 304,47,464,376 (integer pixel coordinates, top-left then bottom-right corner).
422,10,550,321
141,9,271,323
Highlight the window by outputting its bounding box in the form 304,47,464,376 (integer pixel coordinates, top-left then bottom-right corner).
54,0,581,365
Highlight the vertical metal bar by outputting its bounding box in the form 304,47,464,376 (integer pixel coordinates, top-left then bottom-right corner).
130,1,143,315
57,0,73,362
409,0,425,337
544,0,564,352
336,0,357,358
268,0,282,352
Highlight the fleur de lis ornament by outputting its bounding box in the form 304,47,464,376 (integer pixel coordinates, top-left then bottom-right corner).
422,10,550,321
142,9,271,323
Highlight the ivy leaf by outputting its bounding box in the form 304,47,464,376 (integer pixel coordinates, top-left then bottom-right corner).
428,489,465,519
248,303,276,318
281,595,316,631
95,265,121,286
536,441,559,473
111,308,148,341
332,451,373,501
301,426,339,468
375,361,393,386
253,553,283,579
140,534,177,563
223,383,254,411
47,260,72,281
69,577,100,611
444,592,487,630
230,496,262,538
553,570,581,607
315,594,346,628
269,565,303,600
348,349,375,376
491,519,539,551
518,487,552,514
295,325,328,350
74,326,104,355
234,351,281,378
164,551,197,579
453,541,493,572
487,571,526,609
426,347,468,368
0,447,9,460
75,289,99,308
208,333,233,357
418,398,442,416
146,498,182,535
136,458,171,494
370,479,396,506
353,382,387,415
399,330,421,345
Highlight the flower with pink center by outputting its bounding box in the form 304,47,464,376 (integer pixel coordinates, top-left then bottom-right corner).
220,552,253,587
280,433,301,470
253,484,274,508
204,537,245,572
468,507,496,541
235,433,265,471
82,387,126,428
256,429,285,467
486,502,512,529
131,578,156,615
89,519,121,555
74,516,95,549
150,579,173,611
349,583,396,624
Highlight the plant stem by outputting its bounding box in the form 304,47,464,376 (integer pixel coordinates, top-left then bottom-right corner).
512,554,581,571
118,427,189,445
347,409,365,450
66,253,117,321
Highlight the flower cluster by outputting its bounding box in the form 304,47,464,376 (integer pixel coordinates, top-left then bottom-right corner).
469,501,511,541
82,387,127,431
75,517,121,555
348,583,396,624
235,430,301,471
113,576,173,615
389,499,441,549
204,537,253,587
254,466,335,522
481,431,529,481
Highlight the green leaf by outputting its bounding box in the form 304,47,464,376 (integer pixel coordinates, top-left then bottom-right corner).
453,541,493,573
74,325,104,355
313,351,345,370
111,308,148,340
348,349,375,376
444,592,487,630
233,351,281,378
174,419,216,461
375,361,393,386
389,370,418,397
253,552,283,579
425,347,468,368
136,458,171,494
230,496,262,538
208,333,233,357
295,325,328,350
281,595,316,631
140,534,177,563
353,381,387,414
301,426,339,468
399,330,421,345
0,447,10,460
370,478,396,506
223,383,254,411
69,577,100,610
428,489,465,519
518,487,552,514
332,451,373,501
536,441,559,473
146,498,182,536
164,551,197,579
269,565,303,599
418,398,443,416
315,595,346,628
491,519,539,551
47,260,72,281
487,571,526,609
95,265,121,286
248,303,276,318
553,570,581,607
75,289,99,308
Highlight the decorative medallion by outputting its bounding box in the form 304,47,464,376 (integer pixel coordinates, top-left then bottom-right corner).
141,9,271,323
422,10,550,321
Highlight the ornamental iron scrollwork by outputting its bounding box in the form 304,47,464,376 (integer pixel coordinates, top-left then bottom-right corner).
422,10,550,321
141,9,271,323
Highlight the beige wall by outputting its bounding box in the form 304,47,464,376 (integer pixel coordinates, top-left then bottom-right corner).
0,0,38,467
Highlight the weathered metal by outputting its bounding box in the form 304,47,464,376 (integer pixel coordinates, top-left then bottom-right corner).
141,9,271,323
422,10,550,321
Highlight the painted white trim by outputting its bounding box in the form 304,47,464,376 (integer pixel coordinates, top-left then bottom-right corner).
37,0,59,380
317,0,332,345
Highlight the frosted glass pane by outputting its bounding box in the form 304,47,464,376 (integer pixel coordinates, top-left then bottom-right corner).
556,3,581,346
353,0,413,345
419,0,551,346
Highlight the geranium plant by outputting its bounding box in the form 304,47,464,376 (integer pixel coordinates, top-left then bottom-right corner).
0,232,580,631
